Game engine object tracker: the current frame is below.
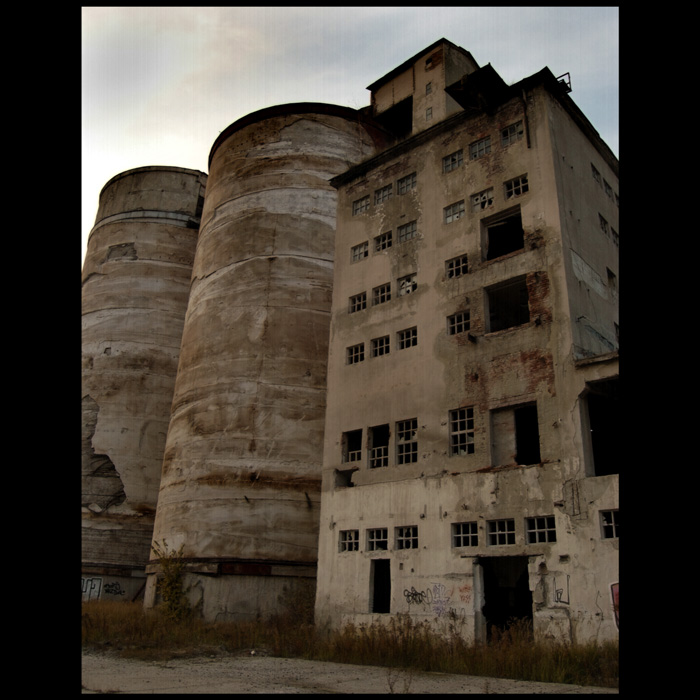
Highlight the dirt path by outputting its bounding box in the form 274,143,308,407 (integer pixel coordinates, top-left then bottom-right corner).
81,650,618,694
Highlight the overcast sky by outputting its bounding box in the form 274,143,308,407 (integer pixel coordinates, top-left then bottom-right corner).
82,6,619,266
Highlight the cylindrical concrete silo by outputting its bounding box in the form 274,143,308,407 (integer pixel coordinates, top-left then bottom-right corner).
146,104,382,621
82,166,207,602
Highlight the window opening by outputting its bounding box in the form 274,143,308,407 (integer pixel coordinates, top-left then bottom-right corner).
398,220,417,243
501,121,524,146
349,292,367,313
525,516,557,543
375,231,393,251
395,525,418,549
601,510,619,539
449,407,475,456
446,255,468,278
367,528,388,551
444,200,465,223
368,424,390,468
452,521,478,547
351,241,368,262
398,273,417,295
484,208,524,260
397,327,417,349
396,418,417,464
373,283,391,305
342,429,362,463
487,276,529,332
426,107,433,121
346,343,365,365
375,184,392,205
352,196,370,215
370,559,391,613
442,150,463,173
447,310,470,335
504,175,529,199
584,378,619,476
470,136,491,160
472,188,494,212
491,403,541,466
371,335,390,358
339,530,359,552
397,172,416,194
487,519,516,545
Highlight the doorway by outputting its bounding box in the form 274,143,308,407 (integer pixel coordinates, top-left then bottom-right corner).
480,556,532,639
370,559,391,613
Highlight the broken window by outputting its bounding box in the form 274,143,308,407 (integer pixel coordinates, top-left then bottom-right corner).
349,292,367,313
374,184,392,205
370,558,391,613
351,241,368,262
346,343,365,365
452,521,478,547
397,327,417,349
396,418,417,464
372,283,391,305
525,516,557,544
487,519,516,545
447,310,470,335
368,424,390,468
342,429,363,463
339,529,359,552
491,403,541,466
398,273,417,296
442,149,463,173
352,196,370,215
486,276,529,332
501,121,524,146
483,207,525,260
504,174,529,199
374,231,392,251
397,172,416,194
446,254,469,279
371,335,390,357
444,200,465,223
470,136,491,160
367,528,388,551
600,510,619,539
398,220,417,243
449,407,475,456
395,525,418,550
472,188,494,213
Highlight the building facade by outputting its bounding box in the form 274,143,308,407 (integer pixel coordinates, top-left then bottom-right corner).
313,40,619,644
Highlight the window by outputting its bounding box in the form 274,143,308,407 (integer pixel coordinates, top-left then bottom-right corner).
371,335,390,357
501,121,524,146
449,407,474,456
374,184,392,205
444,200,465,223
352,196,370,215
398,273,417,296
372,283,391,305
375,231,392,251
397,327,417,349
351,241,368,262
398,220,417,243
470,136,491,160
487,276,529,332
487,519,515,545
426,107,433,121
397,172,416,194
446,255,468,278
349,292,367,313
472,188,494,212
491,403,541,466
604,180,613,198
346,343,364,365
339,530,359,552
367,528,388,551
396,418,417,464
591,163,602,185
601,510,619,539
342,429,362,463
447,310,470,335
599,213,609,235
426,81,432,95
452,521,478,547
483,208,524,260
504,175,529,199
396,525,418,550
442,149,463,173
368,424,390,468
526,516,557,543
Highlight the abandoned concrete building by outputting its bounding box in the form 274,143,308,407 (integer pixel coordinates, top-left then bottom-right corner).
82,38,618,645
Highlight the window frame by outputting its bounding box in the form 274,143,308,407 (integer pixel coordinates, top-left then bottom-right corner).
395,525,419,550
348,292,367,313
397,326,417,349
442,149,463,173
396,418,418,465
469,136,491,160
487,519,516,546
449,406,475,456
444,199,466,224
397,220,418,243
351,241,368,262
367,528,389,551
339,529,360,552
447,310,470,335
346,343,365,365
352,195,370,215
525,515,557,543
452,521,478,548
372,283,391,306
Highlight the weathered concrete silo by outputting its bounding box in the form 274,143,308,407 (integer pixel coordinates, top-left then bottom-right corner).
145,104,382,621
82,166,207,601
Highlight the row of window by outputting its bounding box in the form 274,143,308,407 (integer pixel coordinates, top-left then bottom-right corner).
591,163,619,207
338,510,618,554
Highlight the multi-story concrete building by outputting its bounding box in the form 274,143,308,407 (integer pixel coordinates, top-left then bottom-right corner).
313,39,618,644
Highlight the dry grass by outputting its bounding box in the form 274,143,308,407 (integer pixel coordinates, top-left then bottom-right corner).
81,601,618,688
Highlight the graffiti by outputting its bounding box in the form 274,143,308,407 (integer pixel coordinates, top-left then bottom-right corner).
458,583,472,604
554,574,570,604
82,577,102,601
104,581,126,596
430,582,452,617
610,582,619,629
403,586,432,606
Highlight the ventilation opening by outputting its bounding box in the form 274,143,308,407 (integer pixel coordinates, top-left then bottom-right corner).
480,556,533,641
484,208,524,260
370,559,391,613
585,377,619,476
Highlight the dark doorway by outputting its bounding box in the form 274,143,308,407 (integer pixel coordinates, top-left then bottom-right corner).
586,378,619,476
370,559,391,613
480,556,532,640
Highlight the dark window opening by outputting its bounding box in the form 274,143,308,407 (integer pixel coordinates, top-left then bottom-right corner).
480,556,533,641
334,467,358,488
371,559,391,613
487,276,529,332
374,97,413,140
369,424,390,469
514,405,541,465
586,378,619,476
342,429,362,464
484,209,524,260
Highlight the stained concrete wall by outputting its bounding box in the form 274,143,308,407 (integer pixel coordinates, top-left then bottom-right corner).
82,166,207,592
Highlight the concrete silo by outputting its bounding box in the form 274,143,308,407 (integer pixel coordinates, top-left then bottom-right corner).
82,166,207,601
145,104,383,621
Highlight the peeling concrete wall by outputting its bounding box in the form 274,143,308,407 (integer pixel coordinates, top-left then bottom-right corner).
81,166,207,582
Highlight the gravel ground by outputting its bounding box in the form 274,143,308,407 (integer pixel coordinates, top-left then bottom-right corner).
81,650,619,694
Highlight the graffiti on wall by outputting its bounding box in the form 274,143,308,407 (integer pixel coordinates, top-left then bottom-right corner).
403,581,470,620
82,577,128,600
554,574,570,604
